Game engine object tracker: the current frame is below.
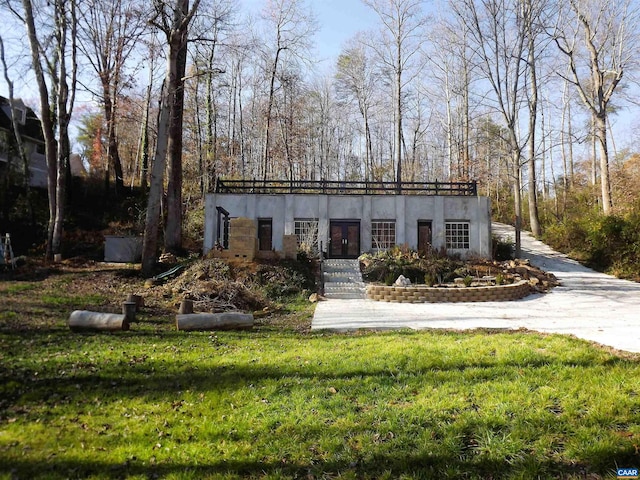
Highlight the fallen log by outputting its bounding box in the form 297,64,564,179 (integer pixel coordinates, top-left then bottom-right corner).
176,312,253,331
69,310,129,332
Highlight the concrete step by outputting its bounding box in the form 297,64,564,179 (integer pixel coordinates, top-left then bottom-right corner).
324,282,366,290
323,282,366,299
322,259,365,299
323,260,361,270
323,269,360,275
324,292,366,300
323,272,362,282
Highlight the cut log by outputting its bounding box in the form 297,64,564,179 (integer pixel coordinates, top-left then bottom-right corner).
176,312,253,331
69,311,130,332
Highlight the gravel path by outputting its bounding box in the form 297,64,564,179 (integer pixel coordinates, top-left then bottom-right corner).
312,223,640,353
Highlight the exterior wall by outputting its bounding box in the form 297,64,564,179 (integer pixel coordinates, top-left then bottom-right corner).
0,132,47,188
204,193,492,258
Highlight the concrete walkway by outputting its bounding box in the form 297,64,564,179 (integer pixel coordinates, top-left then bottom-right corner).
312,223,640,353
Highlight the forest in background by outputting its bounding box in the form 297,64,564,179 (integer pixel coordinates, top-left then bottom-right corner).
1,0,639,278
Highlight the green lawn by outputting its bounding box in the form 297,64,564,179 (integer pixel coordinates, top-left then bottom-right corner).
1,280,640,479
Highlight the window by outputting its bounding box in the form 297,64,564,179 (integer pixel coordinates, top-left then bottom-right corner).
445,221,470,249
371,220,396,249
258,218,272,251
216,206,230,249
294,219,319,253
16,106,26,125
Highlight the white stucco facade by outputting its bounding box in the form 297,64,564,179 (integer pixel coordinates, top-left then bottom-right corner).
204,193,492,258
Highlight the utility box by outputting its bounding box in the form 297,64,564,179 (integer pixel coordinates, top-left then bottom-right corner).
104,235,143,263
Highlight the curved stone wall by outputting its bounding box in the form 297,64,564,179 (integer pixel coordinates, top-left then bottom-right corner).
366,280,531,303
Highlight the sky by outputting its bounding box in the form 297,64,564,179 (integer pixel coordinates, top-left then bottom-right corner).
0,0,380,112
1,0,639,155
242,0,382,73
308,0,379,67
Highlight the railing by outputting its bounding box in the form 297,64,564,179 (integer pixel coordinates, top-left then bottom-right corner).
214,179,477,196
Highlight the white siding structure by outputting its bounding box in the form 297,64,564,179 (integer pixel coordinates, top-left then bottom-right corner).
204,193,492,259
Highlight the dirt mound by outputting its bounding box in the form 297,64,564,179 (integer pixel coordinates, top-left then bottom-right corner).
156,257,317,313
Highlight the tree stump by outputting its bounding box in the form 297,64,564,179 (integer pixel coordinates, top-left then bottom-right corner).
122,302,137,323
126,294,144,310
178,299,194,314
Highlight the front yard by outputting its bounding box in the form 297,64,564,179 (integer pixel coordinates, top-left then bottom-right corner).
1,261,639,479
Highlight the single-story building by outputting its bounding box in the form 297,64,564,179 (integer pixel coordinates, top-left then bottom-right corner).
203,180,492,259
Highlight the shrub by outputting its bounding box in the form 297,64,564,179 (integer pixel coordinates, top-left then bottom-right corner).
360,247,465,285
492,235,514,261
424,272,436,287
384,272,396,286
541,207,640,282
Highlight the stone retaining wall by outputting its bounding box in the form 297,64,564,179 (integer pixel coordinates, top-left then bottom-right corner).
366,280,531,303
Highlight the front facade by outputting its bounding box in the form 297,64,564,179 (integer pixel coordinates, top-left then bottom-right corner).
0,96,47,188
204,181,492,259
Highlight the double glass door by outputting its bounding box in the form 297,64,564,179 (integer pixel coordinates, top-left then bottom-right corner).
329,221,360,258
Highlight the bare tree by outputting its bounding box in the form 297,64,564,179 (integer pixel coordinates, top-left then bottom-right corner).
454,0,529,255
188,0,235,194
426,18,475,182
554,0,639,214
523,0,546,237
259,0,317,181
362,0,428,187
142,0,200,274
335,37,377,181
6,0,78,260
76,0,146,196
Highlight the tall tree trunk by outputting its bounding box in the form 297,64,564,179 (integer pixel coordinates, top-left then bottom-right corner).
595,113,613,214
262,47,283,182
20,0,76,260
513,150,522,258
139,69,152,190
52,0,77,258
21,0,58,259
142,80,170,275
102,80,124,195
205,46,216,193
394,42,402,188
526,5,541,237
164,1,189,253
363,105,373,182
462,68,471,181
590,114,597,187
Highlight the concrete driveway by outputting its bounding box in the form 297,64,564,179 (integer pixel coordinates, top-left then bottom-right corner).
312,223,640,353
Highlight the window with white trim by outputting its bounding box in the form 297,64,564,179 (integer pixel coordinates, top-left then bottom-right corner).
371,220,396,249
294,219,319,253
445,221,470,249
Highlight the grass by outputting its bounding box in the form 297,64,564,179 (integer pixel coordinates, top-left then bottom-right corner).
1,275,640,479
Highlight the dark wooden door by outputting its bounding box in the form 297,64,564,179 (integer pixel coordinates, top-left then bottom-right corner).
418,221,432,254
329,221,360,258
